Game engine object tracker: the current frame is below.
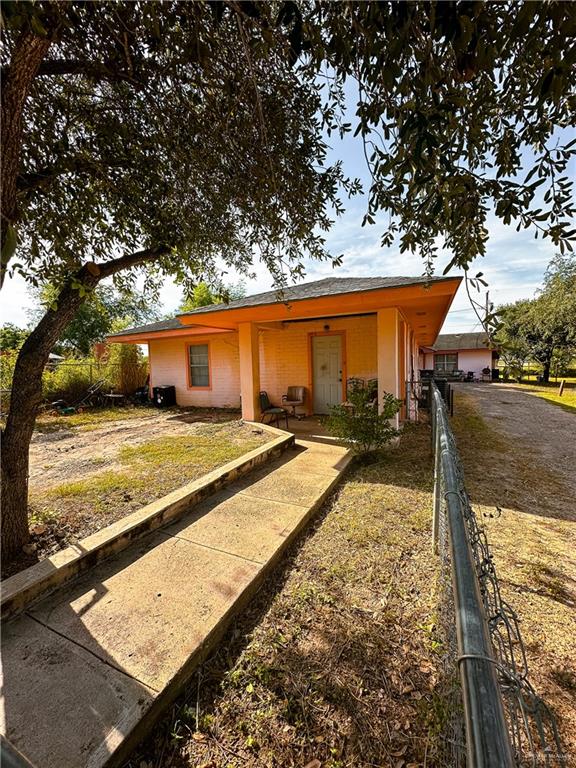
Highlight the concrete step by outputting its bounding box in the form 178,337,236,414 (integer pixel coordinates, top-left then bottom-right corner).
1,439,351,768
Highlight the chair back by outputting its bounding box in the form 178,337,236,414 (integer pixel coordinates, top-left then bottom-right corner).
286,386,305,403
346,377,365,397
259,391,271,411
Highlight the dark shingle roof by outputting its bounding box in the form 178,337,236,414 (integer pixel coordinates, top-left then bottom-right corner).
108,275,458,339
107,317,187,339
431,332,490,351
180,275,455,316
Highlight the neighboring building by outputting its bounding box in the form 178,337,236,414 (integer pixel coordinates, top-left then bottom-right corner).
46,352,64,370
421,332,498,379
108,275,461,425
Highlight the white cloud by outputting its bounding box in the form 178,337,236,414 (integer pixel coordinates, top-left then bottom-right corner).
0,272,32,327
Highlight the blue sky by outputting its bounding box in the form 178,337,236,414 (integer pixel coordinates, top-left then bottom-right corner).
1,102,573,333
151,114,572,333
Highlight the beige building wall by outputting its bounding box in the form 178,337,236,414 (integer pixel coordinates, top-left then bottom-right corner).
259,314,378,412
148,333,241,408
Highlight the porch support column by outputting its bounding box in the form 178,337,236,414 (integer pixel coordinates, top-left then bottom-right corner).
377,308,400,429
238,321,260,421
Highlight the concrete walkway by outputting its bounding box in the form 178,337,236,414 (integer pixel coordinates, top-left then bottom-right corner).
1,438,351,768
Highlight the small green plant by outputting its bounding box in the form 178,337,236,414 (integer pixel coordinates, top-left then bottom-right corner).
0,347,18,391
326,383,401,454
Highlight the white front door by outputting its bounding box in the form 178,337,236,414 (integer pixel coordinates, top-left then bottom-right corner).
312,335,343,414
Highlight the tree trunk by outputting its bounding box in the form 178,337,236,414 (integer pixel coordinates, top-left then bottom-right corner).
1,268,99,562
1,29,51,288
0,247,168,563
542,357,551,384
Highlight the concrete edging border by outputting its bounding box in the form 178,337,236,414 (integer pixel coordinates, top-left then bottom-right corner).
1,422,293,619
107,441,354,768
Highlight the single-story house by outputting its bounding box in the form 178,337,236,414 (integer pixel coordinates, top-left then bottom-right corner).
420,332,499,379
108,275,461,426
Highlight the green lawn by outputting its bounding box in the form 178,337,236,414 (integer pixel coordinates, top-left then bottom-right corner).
520,375,576,384
514,383,576,414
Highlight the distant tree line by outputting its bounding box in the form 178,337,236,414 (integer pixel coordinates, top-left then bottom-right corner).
0,284,159,355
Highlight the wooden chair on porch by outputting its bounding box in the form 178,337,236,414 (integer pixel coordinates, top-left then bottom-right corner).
259,391,289,429
281,386,306,419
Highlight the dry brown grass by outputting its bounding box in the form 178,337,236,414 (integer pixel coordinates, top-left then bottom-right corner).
2,417,268,580
128,394,575,768
129,425,460,768
451,393,576,761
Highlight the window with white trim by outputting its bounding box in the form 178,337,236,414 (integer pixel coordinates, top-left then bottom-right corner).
188,344,210,387
434,353,458,374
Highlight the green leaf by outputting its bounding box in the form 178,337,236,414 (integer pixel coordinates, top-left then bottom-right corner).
1,223,17,263
30,13,47,36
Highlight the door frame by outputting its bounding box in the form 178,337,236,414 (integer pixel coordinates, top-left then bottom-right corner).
307,330,347,415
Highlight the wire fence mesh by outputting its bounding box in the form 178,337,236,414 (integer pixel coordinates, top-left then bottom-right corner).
431,384,566,768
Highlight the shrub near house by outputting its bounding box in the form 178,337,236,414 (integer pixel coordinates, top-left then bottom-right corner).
2,346,148,412
327,385,401,454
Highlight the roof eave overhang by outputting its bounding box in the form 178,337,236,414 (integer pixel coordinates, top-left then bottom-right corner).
106,326,231,344
177,278,463,335
432,346,491,352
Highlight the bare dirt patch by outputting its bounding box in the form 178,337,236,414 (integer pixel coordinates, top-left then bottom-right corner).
451,384,576,761
3,407,269,580
30,407,243,488
128,425,459,768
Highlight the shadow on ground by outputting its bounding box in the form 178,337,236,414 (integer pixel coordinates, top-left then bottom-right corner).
126,424,459,768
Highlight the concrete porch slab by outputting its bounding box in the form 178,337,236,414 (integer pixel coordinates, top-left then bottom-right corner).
165,491,306,563
232,448,346,507
287,439,351,476
0,615,155,768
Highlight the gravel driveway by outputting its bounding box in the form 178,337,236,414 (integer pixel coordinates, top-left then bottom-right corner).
454,382,576,514
451,382,576,758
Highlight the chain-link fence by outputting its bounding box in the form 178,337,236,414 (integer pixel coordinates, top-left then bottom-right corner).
431,383,565,768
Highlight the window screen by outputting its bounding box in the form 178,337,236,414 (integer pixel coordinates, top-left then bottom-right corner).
188,344,209,387
434,353,458,373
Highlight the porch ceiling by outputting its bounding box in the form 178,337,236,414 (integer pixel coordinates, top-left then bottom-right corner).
178,278,461,346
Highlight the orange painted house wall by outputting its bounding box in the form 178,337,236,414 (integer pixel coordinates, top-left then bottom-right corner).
259,315,378,409
149,333,241,408
148,315,383,411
